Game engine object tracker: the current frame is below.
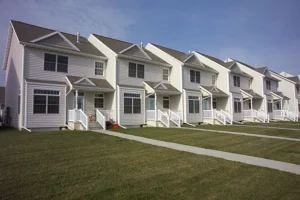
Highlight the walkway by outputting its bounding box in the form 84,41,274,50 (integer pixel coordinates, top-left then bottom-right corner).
179,127,300,142
93,130,300,175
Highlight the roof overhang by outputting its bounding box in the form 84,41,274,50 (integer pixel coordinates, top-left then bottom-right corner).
183,63,218,73
270,91,284,100
65,76,114,92
143,81,181,95
21,42,107,60
199,86,212,97
270,71,297,84
119,44,152,60
240,89,253,99
117,54,171,68
2,22,14,70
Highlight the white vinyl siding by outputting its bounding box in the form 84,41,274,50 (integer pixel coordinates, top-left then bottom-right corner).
26,83,65,128
36,33,75,50
24,47,106,82
117,58,167,86
183,67,215,90
229,73,251,93
184,90,202,123
119,87,144,125
5,31,23,128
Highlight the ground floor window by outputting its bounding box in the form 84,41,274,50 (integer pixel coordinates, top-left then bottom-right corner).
213,98,217,109
163,96,169,109
94,94,104,108
188,96,200,113
202,99,210,110
267,100,273,113
248,101,252,109
124,93,141,114
234,98,241,113
33,89,60,114
274,101,281,110
149,95,155,110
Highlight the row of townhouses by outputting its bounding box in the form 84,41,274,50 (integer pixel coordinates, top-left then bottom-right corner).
2,20,300,131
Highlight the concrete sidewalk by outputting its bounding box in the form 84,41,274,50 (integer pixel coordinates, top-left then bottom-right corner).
179,127,300,142
93,130,300,175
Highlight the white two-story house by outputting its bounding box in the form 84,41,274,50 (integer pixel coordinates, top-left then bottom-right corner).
228,59,292,121
88,35,182,127
146,44,231,125
3,20,115,131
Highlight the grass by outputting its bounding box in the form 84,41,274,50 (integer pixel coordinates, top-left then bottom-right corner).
242,122,300,128
1,130,300,199
114,128,300,164
187,124,300,139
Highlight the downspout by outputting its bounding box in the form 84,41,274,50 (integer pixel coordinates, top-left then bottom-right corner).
20,45,25,130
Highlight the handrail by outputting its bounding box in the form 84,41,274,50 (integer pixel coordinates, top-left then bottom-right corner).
221,109,233,124
253,110,266,123
68,109,77,122
284,110,297,121
158,109,169,127
169,109,181,127
78,109,89,130
96,109,106,130
214,109,226,125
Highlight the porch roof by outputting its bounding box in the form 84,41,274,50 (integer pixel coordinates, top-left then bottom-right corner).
241,89,263,99
66,75,114,92
270,91,290,100
144,81,181,95
199,85,228,97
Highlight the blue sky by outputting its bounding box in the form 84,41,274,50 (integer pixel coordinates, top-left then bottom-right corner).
0,0,300,86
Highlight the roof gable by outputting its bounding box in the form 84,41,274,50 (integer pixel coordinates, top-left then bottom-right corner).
74,77,96,86
154,82,167,90
184,54,203,66
230,63,243,74
120,44,151,60
33,32,80,51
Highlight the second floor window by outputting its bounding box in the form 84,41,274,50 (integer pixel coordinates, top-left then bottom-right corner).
163,68,169,81
212,75,216,85
233,75,240,87
44,53,68,73
95,62,104,75
128,62,144,79
190,70,200,83
248,79,252,88
266,80,271,90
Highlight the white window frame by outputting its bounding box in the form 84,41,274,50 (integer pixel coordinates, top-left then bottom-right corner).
190,69,201,84
188,96,200,114
163,68,169,81
128,62,144,79
95,61,104,76
44,53,68,73
248,79,252,88
212,75,216,86
266,80,271,90
163,96,170,109
94,93,104,109
234,98,241,113
233,75,240,87
33,89,60,114
124,93,141,114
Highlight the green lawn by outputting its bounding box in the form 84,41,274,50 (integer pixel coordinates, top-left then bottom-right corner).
114,128,300,164
241,122,300,128
1,130,300,200
188,124,300,139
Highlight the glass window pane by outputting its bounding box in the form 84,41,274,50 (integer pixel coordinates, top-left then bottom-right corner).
44,54,56,71
189,100,194,113
196,71,200,83
129,63,136,77
190,70,195,82
137,64,144,78
57,63,68,73
195,100,200,113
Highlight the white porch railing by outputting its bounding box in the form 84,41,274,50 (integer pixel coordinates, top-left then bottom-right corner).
214,109,226,125
252,110,267,123
274,110,284,117
96,109,106,130
221,110,233,124
146,110,156,121
78,109,89,130
68,109,89,130
243,110,253,118
100,110,115,122
169,109,181,127
203,110,213,118
68,109,76,122
158,109,169,127
284,110,297,121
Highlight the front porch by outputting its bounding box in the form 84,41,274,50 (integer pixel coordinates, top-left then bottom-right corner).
144,81,182,127
66,76,115,130
269,92,296,121
200,86,231,125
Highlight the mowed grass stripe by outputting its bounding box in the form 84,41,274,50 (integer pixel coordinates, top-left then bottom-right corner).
114,128,300,165
189,124,300,139
2,130,300,199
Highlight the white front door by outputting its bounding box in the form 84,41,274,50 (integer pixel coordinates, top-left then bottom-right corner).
74,92,85,110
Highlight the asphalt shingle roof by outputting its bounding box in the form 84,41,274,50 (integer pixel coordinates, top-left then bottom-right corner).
11,20,105,57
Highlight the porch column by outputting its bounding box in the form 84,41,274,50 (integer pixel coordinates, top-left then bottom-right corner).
155,93,157,121
75,89,78,110
210,95,213,119
280,99,283,111
250,98,253,119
